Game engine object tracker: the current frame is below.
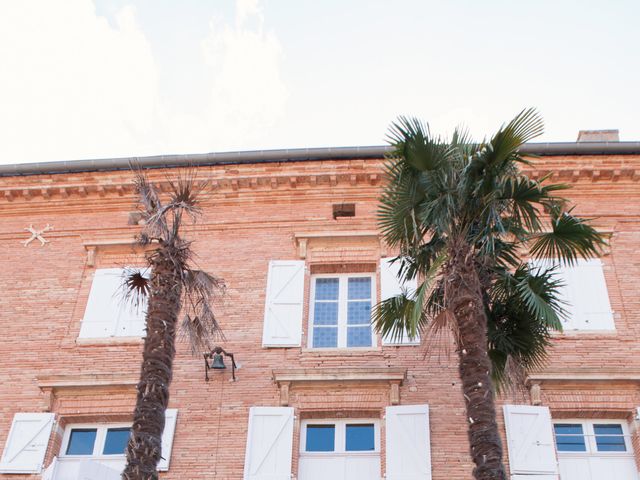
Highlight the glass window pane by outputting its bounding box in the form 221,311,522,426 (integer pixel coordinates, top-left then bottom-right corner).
348,278,371,300
313,327,338,348
347,326,372,347
313,302,338,325
306,425,335,452
103,428,131,455
346,424,375,451
554,424,586,452
315,279,339,301
347,301,371,325
66,429,97,455
594,424,626,452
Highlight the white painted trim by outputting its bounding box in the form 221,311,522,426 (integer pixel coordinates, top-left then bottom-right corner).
60,423,131,459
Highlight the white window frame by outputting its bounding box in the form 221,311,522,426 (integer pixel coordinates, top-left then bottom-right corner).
553,420,634,457
60,423,131,460
307,273,377,349
300,419,380,455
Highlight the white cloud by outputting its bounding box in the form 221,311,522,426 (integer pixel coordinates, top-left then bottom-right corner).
0,0,287,164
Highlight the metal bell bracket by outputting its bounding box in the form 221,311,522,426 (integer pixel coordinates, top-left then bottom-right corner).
204,346,237,381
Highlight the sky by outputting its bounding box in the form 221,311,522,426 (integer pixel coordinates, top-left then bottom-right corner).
0,0,639,165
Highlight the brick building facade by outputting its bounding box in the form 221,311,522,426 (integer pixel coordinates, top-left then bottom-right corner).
0,140,639,479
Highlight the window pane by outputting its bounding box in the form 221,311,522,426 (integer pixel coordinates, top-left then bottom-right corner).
594,424,626,452
315,278,339,300
313,302,338,325
66,429,97,455
346,424,375,451
554,424,586,452
313,327,338,348
103,428,131,455
347,326,372,347
348,278,371,300
306,425,335,452
347,301,371,325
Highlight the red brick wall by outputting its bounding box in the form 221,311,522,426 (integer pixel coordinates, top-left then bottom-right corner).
0,154,639,479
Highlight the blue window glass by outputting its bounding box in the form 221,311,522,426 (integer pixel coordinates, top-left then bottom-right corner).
315,278,339,300
103,428,131,455
313,327,338,348
347,301,371,325
346,424,375,451
314,302,338,325
554,424,586,452
66,429,97,455
306,425,335,452
348,278,371,300
594,424,626,452
347,326,372,347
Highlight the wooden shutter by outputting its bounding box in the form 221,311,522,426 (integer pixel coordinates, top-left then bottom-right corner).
380,258,419,345
158,408,178,471
80,268,149,339
262,261,305,347
565,259,614,330
0,412,55,473
243,407,294,480
503,405,558,476
79,268,122,338
385,405,431,480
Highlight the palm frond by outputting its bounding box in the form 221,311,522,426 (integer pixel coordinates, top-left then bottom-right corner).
386,116,452,172
530,209,606,265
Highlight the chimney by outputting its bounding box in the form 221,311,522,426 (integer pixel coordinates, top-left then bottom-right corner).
577,129,619,142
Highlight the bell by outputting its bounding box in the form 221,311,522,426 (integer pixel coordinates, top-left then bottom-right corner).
210,353,226,370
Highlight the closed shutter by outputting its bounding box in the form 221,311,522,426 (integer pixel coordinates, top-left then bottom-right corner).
79,268,148,339
117,268,150,337
385,405,431,480
0,412,55,473
77,459,122,480
262,261,305,347
158,408,178,471
566,259,614,330
380,258,419,345
243,407,294,480
503,405,558,477
529,259,613,331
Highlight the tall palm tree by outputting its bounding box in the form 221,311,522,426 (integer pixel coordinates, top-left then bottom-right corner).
122,171,224,480
374,109,605,480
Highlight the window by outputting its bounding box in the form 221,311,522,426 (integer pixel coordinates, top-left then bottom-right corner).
553,420,637,480
554,421,629,454
299,420,380,480
62,424,131,458
529,258,614,331
309,274,375,348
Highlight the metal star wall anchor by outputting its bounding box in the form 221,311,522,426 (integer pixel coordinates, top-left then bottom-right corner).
22,224,53,246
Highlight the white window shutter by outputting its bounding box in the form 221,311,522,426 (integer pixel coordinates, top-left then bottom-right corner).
567,259,614,330
385,404,431,480
243,407,294,480
158,408,178,471
262,261,305,347
0,412,55,473
79,268,122,338
380,258,419,345
117,268,150,337
503,405,558,476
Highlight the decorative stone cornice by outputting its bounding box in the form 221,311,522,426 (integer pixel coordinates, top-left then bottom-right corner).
272,367,406,406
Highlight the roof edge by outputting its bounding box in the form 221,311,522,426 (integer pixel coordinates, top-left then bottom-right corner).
1,142,640,177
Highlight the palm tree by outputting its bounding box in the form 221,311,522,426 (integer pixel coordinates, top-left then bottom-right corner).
122,170,224,480
374,109,605,480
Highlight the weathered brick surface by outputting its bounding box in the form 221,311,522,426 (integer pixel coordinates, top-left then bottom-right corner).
0,154,638,479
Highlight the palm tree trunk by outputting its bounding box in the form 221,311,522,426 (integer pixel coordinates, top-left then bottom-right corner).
123,249,182,480
447,244,507,480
